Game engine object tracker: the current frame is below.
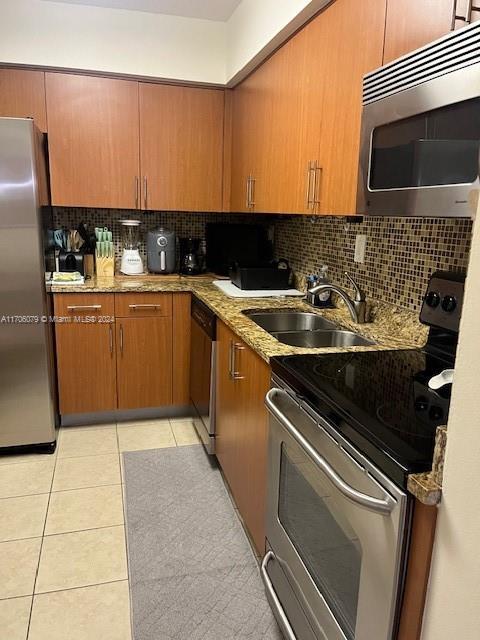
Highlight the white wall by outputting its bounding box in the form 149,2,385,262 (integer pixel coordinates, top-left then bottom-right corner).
226,0,330,83
421,210,480,639
0,0,226,84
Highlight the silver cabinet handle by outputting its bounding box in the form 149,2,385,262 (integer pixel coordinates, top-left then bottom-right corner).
109,324,113,356
143,176,148,210
128,304,160,310
265,388,396,515
120,324,124,354
66,305,102,311
454,0,474,25
306,161,315,209
250,176,256,207
228,340,233,378
245,176,250,208
313,162,322,206
466,0,474,22
261,552,297,640
231,342,245,381
135,176,139,209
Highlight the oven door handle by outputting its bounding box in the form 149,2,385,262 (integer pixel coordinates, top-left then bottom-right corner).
266,388,396,516
261,551,298,640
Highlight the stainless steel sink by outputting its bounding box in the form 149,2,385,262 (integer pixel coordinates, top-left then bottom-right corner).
272,330,375,348
244,311,337,333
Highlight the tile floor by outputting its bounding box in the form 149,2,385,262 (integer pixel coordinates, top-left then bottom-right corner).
0,417,200,640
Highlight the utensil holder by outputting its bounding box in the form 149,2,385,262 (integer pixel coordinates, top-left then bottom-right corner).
96,255,114,277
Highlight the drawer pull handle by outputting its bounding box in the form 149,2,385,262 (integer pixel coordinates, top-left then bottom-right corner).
67,305,102,311
128,304,161,310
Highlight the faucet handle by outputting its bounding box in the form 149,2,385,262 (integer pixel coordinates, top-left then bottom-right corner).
344,272,365,302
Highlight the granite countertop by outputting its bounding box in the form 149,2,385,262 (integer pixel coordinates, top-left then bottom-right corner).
50,274,434,501
49,274,428,362
407,426,447,506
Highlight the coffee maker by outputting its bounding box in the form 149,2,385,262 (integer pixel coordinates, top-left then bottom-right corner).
179,237,203,275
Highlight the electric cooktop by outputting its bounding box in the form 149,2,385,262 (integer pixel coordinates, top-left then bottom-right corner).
271,271,465,488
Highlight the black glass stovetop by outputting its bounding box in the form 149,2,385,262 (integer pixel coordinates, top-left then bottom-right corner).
271,348,453,488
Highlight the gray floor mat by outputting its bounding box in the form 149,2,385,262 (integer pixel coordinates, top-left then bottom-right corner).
123,445,283,640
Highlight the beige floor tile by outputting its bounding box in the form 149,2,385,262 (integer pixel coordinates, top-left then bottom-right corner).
29,581,131,640
35,525,127,593
117,421,176,452
0,538,41,599
57,425,118,458
0,460,54,499
45,485,124,535
169,415,194,423
52,454,120,491
0,596,32,640
0,494,49,542
117,417,171,428
0,446,57,466
171,420,201,446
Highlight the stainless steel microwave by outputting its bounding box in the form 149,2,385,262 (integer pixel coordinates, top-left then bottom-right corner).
357,21,480,218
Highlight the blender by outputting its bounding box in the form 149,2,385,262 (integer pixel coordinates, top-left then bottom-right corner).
119,220,144,275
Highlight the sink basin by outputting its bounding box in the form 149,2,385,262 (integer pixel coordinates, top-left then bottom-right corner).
244,311,337,333
272,330,375,348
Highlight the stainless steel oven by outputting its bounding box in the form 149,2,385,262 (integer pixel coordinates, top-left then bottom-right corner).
190,296,216,454
357,20,480,217
262,379,409,640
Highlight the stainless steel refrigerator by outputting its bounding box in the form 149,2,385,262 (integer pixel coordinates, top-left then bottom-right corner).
0,117,57,451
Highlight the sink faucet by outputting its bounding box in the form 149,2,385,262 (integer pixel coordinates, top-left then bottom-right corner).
307,272,367,324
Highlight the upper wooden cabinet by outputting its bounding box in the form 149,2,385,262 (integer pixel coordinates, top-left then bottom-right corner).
139,84,224,212
0,69,47,132
383,0,480,64
46,73,140,209
230,0,386,216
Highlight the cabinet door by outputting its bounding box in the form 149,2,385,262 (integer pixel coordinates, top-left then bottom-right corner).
116,317,172,410
384,0,455,64
55,322,116,415
0,69,47,132
215,322,240,489
254,26,320,215
312,0,386,215
46,73,140,209
140,83,224,211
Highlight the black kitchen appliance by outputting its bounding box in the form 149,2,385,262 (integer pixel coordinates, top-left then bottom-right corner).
179,237,203,275
58,251,85,276
205,223,273,276
230,259,292,290
262,271,465,640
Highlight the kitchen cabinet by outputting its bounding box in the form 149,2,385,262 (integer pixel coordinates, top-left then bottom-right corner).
139,83,224,212
54,292,184,415
383,0,480,64
229,0,385,215
116,317,172,410
216,320,270,554
45,73,140,209
0,69,47,132
54,294,117,415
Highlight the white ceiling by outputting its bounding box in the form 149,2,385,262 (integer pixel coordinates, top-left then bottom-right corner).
42,0,242,21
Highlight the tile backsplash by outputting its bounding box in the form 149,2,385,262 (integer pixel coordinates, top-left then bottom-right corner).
53,208,473,313
274,215,473,312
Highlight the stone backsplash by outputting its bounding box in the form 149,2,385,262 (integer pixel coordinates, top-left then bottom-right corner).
53,208,473,313
274,215,473,312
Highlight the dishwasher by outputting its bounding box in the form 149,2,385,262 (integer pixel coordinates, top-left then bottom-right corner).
190,295,217,454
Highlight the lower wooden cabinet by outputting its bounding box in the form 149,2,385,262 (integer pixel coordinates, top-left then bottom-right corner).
54,292,188,415
216,320,270,554
116,317,172,410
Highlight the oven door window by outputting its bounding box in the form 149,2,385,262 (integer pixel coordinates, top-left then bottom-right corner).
278,444,361,640
369,97,480,190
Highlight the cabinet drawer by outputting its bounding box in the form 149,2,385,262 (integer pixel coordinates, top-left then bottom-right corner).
115,293,173,317
54,294,114,318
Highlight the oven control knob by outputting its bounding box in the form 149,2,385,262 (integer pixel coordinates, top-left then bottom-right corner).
441,295,457,313
425,291,441,308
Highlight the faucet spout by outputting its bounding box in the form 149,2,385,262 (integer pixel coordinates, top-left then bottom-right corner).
307,274,367,324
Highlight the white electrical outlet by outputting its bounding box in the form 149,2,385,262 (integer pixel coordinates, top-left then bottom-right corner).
354,235,367,263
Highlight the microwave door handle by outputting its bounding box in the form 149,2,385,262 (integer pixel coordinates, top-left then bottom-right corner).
265,388,396,516
261,551,298,640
